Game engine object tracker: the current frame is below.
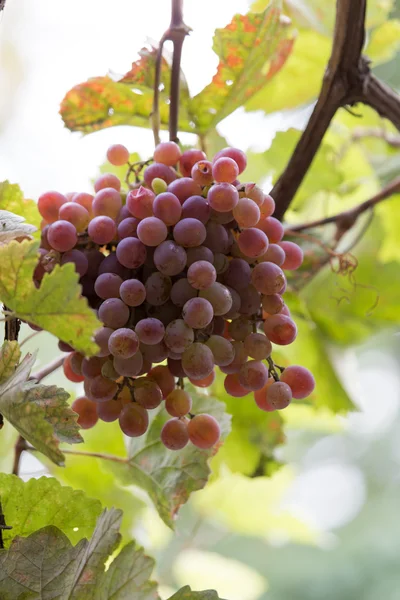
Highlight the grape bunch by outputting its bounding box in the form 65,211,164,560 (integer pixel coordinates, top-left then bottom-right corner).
35,141,315,451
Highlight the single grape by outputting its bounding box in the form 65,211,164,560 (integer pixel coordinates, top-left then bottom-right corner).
133,377,163,409
244,333,272,360
266,381,292,409
212,157,239,183
98,298,130,329
187,260,217,290
102,359,120,381
108,328,139,358
241,183,264,206
261,294,285,315
189,370,215,387
191,160,214,186
145,272,172,305
71,396,98,429
182,297,214,329
227,316,252,341
88,216,116,245
153,192,182,225
173,218,207,247
213,147,247,174
69,352,84,375
279,241,304,270
209,208,234,225
59,202,89,232
154,240,187,276
152,178,168,195
61,249,88,277
258,243,285,266
254,378,275,411
165,388,192,417
251,262,286,295
181,195,211,224
94,273,122,299
224,373,249,397
148,365,176,398
117,217,139,239
239,360,269,391
116,237,147,269
205,335,235,366
97,398,123,422
199,282,232,316
119,279,146,307
119,403,149,437
89,375,119,403
164,319,194,353
137,217,168,246
170,278,197,307
213,253,229,275
135,318,165,345
94,173,121,193
207,182,239,212
73,192,94,217
263,315,297,345
181,343,214,380
113,352,143,377
81,356,107,379
47,220,77,252
98,252,130,279
161,418,189,450
126,186,155,219
238,285,260,316
153,141,181,166
63,354,84,382
85,248,105,278
179,149,207,177
94,327,114,357
222,258,251,291
58,341,74,353
188,414,221,449
233,198,260,228
140,340,168,364
259,194,275,219
238,228,269,258
92,187,122,220
256,216,284,243
280,365,315,399
38,191,67,223
224,287,241,319
107,144,129,166
167,357,185,377
204,222,230,253
186,246,213,267
167,178,202,203
143,163,177,187
146,300,181,326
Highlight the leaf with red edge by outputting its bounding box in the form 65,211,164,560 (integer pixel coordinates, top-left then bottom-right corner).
60,46,192,134
189,2,296,134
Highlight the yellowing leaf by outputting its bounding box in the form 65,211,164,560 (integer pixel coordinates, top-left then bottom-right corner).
0,181,41,232
0,239,101,355
190,3,295,134
0,353,82,465
0,341,21,383
60,47,191,135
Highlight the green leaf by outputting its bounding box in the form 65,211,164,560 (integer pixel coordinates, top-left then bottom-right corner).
190,3,295,134
0,341,21,383
366,20,400,64
0,509,160,600
60,47,192,135
0,210,36,243
0,475,102,547
0,352,82,464
0,181,41,232
168,586,223,600
112,394,231,528
0,239,101,355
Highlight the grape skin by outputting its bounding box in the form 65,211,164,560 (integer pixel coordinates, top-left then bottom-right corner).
280,365,315,398
161,418,189,450
119,403,149,437
188,414,221,449
71,397,99,429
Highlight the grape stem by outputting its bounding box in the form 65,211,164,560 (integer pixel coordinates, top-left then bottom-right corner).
285,176,400,236
271,0,400,221
30,355,65,383
267,357,280,382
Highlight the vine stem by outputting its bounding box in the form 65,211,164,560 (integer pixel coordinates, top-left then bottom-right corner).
30,355,65,383
286,176,400,234
28,447,128,464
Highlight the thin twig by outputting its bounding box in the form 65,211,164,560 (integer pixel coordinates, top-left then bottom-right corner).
286,176,400,233
19,330,41,348
30,355,65,383
29,446,128,464
167,0,190,143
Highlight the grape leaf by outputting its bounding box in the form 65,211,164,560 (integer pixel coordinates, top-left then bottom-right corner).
0,239,101,355
0,341,21,383
0,352,82,465
189,3,295,134
168,587,223,600
0,210,36,243
0,475,102,547
60,46,192,135
0,509,160,600
112,394,231,528
0,181,41,232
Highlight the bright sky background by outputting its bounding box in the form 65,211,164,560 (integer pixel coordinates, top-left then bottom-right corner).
1,0,399,569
